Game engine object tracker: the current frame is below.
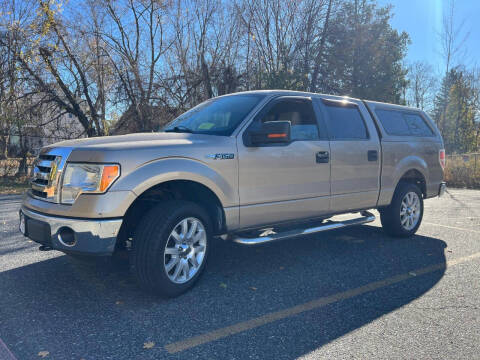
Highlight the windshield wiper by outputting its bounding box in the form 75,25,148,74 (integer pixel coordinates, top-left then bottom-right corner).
165,126,193,133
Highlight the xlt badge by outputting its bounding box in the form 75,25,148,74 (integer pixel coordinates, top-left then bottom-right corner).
205,153,235,160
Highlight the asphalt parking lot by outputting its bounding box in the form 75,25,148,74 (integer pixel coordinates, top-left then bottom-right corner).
1,189,479,360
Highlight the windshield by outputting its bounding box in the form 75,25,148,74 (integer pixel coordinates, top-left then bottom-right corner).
163,94,265,136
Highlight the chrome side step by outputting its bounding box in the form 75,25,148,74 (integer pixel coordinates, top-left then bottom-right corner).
232,211,375,245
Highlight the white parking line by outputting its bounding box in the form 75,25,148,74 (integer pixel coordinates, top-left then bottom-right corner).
423,222,480,234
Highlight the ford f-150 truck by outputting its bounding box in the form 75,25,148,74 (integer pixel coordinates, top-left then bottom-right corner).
19,90,446,296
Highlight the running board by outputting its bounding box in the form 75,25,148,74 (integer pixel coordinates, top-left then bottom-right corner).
232,211,375,245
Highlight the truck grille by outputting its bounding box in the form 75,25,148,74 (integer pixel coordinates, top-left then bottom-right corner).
31,154,63,202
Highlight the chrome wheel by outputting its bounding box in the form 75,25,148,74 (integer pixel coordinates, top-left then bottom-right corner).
400,191,421,231
163,217,207,284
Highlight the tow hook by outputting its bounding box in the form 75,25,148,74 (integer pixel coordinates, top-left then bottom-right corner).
39,245,53,251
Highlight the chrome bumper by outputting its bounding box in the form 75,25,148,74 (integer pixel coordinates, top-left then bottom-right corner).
20,206,122,256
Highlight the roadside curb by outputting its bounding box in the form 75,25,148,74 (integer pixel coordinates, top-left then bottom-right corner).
0,194,23,201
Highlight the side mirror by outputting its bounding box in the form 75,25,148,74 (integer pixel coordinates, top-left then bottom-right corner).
245,121,291,147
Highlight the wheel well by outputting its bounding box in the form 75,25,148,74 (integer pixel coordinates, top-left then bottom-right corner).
117,180,226,249
398,169,426,198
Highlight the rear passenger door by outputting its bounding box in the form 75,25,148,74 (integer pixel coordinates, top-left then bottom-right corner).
318,98,381,212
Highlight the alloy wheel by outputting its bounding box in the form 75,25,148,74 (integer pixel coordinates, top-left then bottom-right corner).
400,191,421,231
163,217,207,284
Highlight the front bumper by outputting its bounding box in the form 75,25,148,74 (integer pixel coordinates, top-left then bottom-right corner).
19,206,122,256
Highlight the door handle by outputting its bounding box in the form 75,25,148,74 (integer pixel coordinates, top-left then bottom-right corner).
368,150,378,162
316,151,329,163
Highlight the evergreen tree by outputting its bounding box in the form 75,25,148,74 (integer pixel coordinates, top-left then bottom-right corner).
433,67,478,153
321,0,410,103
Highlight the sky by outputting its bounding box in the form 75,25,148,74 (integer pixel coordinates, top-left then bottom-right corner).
377,0,480,72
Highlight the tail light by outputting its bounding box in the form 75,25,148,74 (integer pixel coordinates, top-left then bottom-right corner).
439,149,446,170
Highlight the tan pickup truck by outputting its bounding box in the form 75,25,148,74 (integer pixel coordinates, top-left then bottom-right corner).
19,90,446,296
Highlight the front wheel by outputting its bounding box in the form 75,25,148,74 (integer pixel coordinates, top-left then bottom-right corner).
131,201,210,297
380,183,424,237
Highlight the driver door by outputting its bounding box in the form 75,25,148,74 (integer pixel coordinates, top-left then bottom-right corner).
237,96,331,228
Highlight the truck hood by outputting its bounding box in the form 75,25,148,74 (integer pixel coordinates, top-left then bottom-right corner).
45,132,216,151
41,132,237,174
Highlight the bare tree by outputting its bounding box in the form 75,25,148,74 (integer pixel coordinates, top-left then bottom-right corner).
0,31,13,158
406,61,437,110
436,0,470,133
0,0,110,137
438,0,470,76
236,0,304,89
101,0,170,131
164,0,242,109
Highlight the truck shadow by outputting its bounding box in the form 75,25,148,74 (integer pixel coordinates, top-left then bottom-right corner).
0,224,447,359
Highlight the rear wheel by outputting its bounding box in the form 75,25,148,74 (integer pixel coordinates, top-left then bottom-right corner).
380,182,423,237
131,200,210,297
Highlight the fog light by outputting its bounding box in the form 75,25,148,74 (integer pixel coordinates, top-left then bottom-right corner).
57,227,76,247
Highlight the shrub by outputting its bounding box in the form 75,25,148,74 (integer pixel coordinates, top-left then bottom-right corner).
445,154,480,189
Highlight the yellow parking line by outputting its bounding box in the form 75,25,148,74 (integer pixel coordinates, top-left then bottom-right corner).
423,222,480,234
0,338,17,360
164,252,480,354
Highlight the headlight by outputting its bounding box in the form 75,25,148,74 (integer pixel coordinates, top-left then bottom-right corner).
61,163,120,204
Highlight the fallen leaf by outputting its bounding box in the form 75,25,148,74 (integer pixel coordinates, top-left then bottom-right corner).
143,341,155,349
38,351,49,358
250,287,257,291
219,282,227,289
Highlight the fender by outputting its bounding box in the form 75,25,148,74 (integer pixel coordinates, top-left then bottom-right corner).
112,157,237,208
393,155,429,185
378,155,429,206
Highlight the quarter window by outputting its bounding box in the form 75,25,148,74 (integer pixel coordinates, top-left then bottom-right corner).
375,109,434,137
375,109,410,136
323,102,368,140
403,113,434,136
259,99,320,141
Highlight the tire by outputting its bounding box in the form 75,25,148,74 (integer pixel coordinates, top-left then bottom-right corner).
380,182,424,237
130,200,211,297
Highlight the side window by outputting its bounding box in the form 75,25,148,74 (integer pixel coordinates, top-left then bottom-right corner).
375,109,410,136
323,102,368,140
375,109,434,137
403,113,434,136
260,99,320,141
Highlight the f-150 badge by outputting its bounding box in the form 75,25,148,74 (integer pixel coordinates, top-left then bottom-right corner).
206,153,235,160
